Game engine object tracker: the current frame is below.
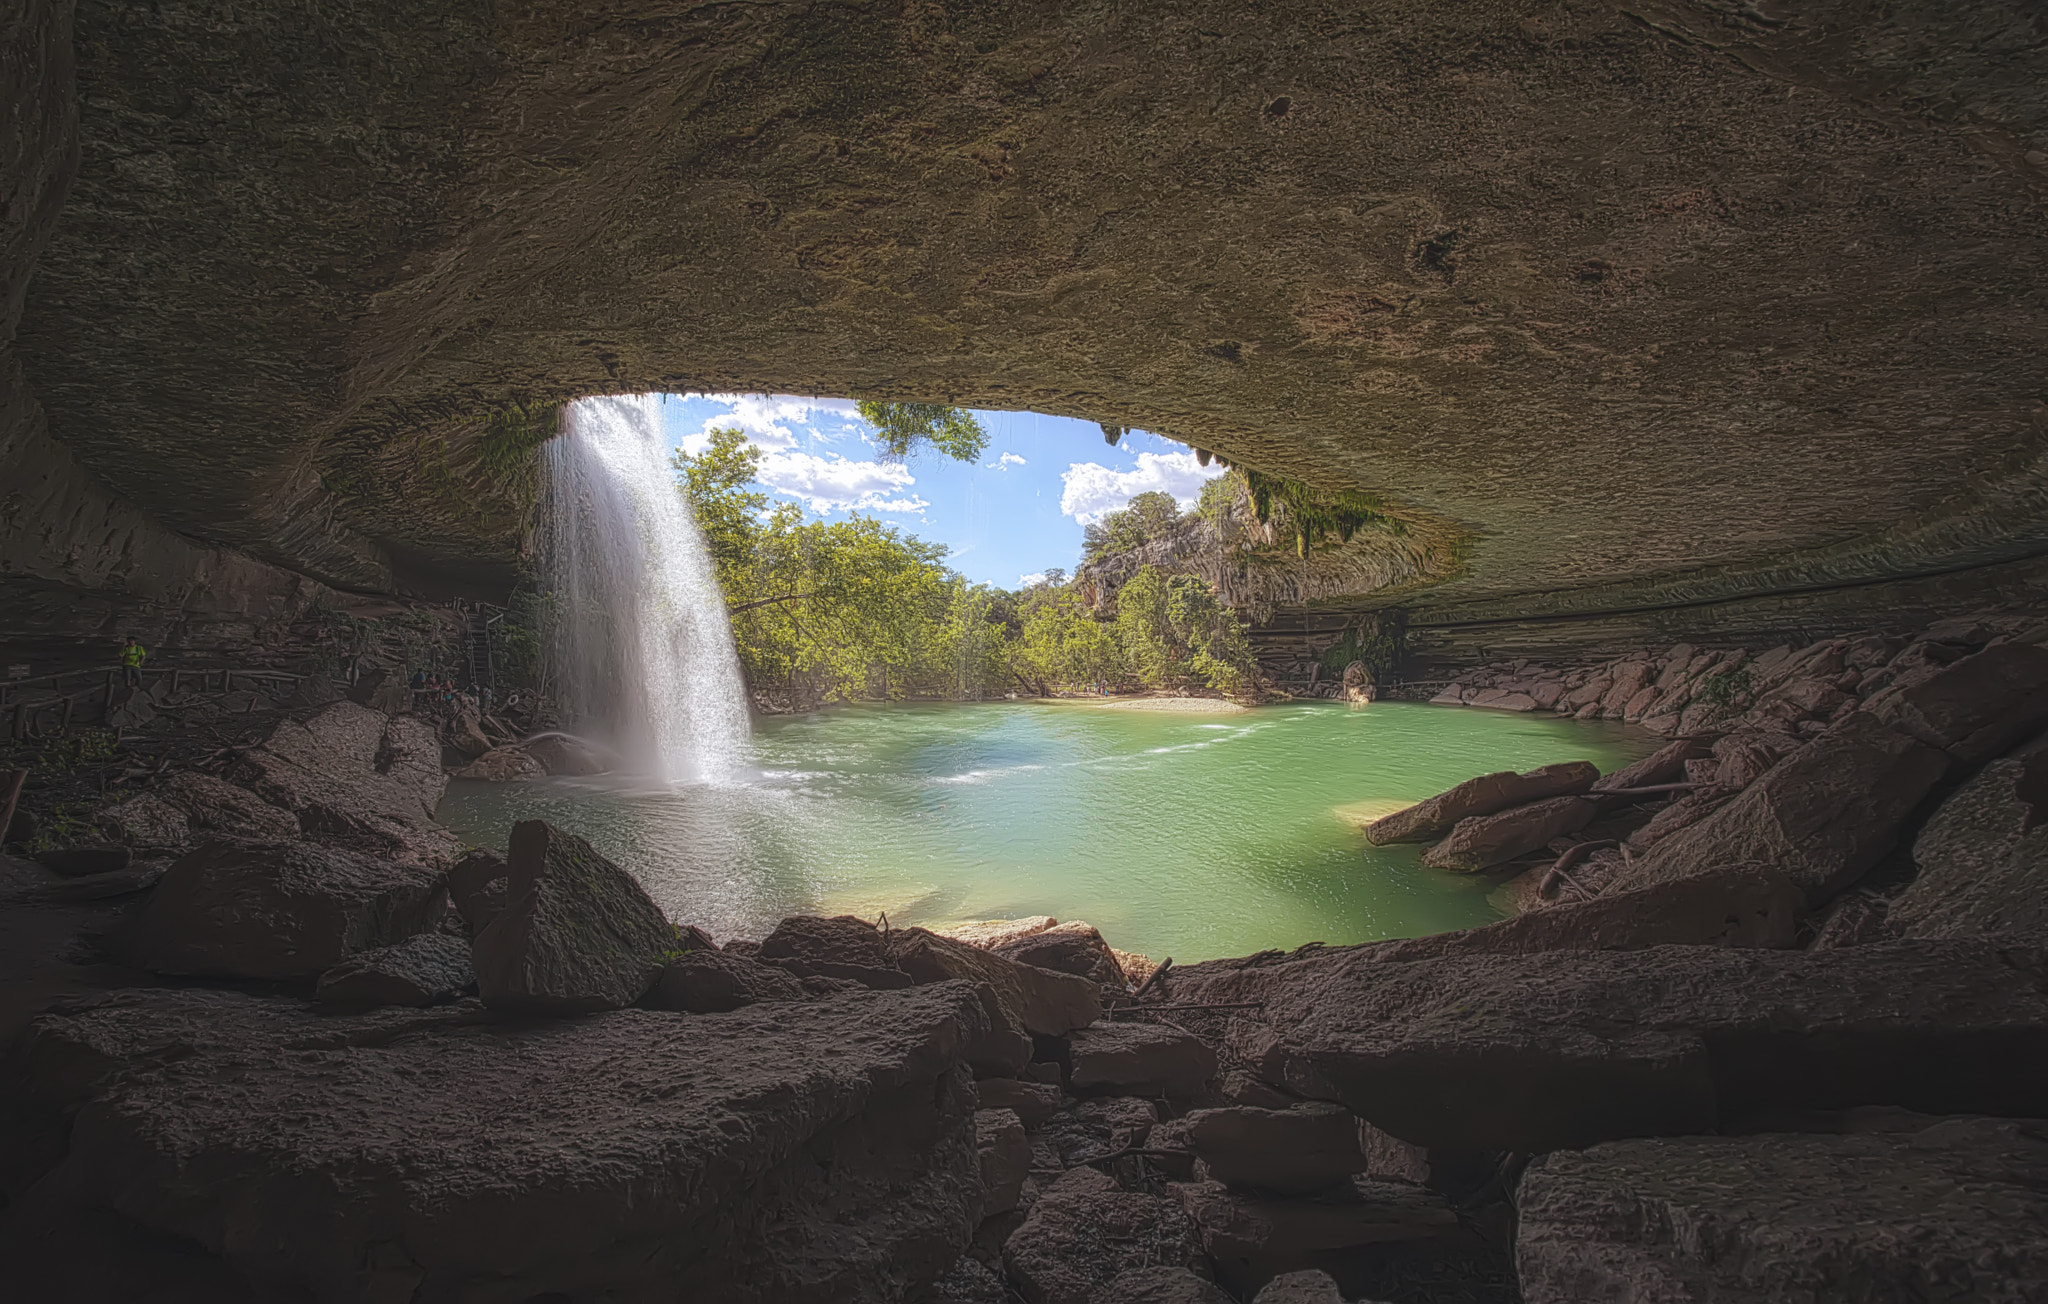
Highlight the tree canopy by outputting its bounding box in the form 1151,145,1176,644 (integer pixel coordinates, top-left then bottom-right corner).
854,401,990,462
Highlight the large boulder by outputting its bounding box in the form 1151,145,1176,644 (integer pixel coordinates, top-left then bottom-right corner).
453,746,544,782
1606,712,1951,905
644,947,807,1013
155,771,302,842
524,733,613,776
890,926,1103,1036
1092,1267,1234,1304
1170,1178,1463,1297
1199,938,2048,1153
1370,866,1802,958
471,820,675,1013
1516,1120,2048,1304
760,915,914,989
1889,750,2048,939
1866,640,2048,765
230,701,454,864
314,931,474,1006
1419,795,1600,872
1069,1023,1218,1098
91,792,191,850
1590,737,1714,792
1003,1166,1206,1304
445,848,509,933
992,920,1127,988
1364,762,1599,845
1183,1102,1367,1194
3,983,993,1303
122,839,447,981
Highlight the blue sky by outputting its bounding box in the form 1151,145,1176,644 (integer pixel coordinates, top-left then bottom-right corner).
658,394,1227,589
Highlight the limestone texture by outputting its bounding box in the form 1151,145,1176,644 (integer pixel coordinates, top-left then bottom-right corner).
761,915,914,989
891,926,1103,1036
1191,938,2048,1152
1171,1178,1461,1295
1420,794,1600,872
1516,1120,2048,1304
645,947,807,1013
1091,1266,1234,1304
229,703,453,865
1890,752,2048,938
1003,1167,1205,1304
314,931,473,1006
1069,1023,1219,1098
1182,1103,1368,1194
977,1107,1032,1216
471,820,674,1013
1252,1270,1346,1304
123,839,446,981
3,983,992,1303
992,921,1128,988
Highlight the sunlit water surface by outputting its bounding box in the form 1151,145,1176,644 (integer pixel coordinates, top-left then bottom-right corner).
438,701,1653,963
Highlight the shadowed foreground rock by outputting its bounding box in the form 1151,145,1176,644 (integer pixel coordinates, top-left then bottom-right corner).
471,819,675,1013
1204,938,2048,1152
228,702,454,865
121,839,446,981
1515,1118,2048,1303
1003,1166,1205,1304
314,931,473,1006
1889,750,2048,939
646,946,807,1013
1,982,993,1303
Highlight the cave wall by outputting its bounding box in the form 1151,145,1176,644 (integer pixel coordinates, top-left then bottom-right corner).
7,0,2048,651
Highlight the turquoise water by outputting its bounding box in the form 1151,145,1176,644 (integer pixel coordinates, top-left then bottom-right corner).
437,701,1652,963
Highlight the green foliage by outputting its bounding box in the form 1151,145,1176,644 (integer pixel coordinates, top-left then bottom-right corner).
854,401,990,462
1316,612,1408,682
1696,663,1754,710
1011,584,1125,694
1241,468,1390,558
1082,491,1184,561
1111,567,1258,695
673,427,769,591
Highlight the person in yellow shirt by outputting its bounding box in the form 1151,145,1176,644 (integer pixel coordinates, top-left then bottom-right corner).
120,636,147,688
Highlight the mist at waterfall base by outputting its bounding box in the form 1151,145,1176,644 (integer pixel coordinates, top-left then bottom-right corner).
541,395,751,784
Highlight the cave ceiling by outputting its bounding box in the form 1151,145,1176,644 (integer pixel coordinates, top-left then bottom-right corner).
16,0,2048,616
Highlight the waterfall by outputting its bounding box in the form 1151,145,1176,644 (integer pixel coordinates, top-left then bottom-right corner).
541,394,751,783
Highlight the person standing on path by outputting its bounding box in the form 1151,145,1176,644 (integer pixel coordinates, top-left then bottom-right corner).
119,637,147,688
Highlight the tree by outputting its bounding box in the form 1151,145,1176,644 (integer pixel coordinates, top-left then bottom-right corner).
1082,490,1183,560
672,427,766,592
855,401,989,462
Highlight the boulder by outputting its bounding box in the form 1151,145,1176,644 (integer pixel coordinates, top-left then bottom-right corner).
932,1257,1009,1304
889,926,1102,1036
992,920,1127,988
1170,1178,1462,1296
315,931,474,1006
1183,1102,1367,1193
1069,1023,1217,1098
760,914,914,989
32,845,132,877
1888,751,2048,938
1368,867,1802,957
1808,890,1892,949
976,1078,1067,1127
1623,788,1728,851
1206,937,2048,1153
1516,1120,2048,1304
229,702,453,864
645,947,807,1012
453,746,544,782
1251,1270,1346,1304
445,708,492,759
1364,762,1599,845
93,793,191,849
936,916,1058,949
1867,639,2048,765
471,820,675,1014
524,733,613,776
1091,1266,1234,1304
1419,795,1599,872
1707,732,1787,789
155,771,302,842
977,1108,1032,1215
1608,712,1951,905
123,839,447,981
1591,737,1713,792
445,848,509,932
4,982,992,1303
1003,1166,1205,1304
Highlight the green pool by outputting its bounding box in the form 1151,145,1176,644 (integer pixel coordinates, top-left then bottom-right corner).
437,700,1652,963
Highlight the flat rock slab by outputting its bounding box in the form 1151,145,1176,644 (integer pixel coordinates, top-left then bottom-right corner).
1070,1023,1218,1098
1420,795,1599,872
992,921,1126,988
1516,1119,2048,1303
1366,762,1598,845
1196,938,2048,1153
7,981,993,1303
122,839,446,981
1183,1103,1366,1194
229,702,453,865
646,947,806,1012
891,926,1101,1037
1171,1178,1462,1295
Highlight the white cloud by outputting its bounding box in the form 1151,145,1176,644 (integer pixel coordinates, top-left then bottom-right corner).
1059,451,1226,525
755,449,924,513
681,392,862,454
988,451,1027,469
1019,572,1049,588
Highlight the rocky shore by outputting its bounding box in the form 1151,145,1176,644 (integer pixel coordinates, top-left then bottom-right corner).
3,608,2047,1302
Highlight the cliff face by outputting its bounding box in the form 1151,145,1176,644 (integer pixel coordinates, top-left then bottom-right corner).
6,0,2048,650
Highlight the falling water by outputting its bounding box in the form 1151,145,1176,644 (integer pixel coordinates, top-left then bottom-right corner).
541,394,751,783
